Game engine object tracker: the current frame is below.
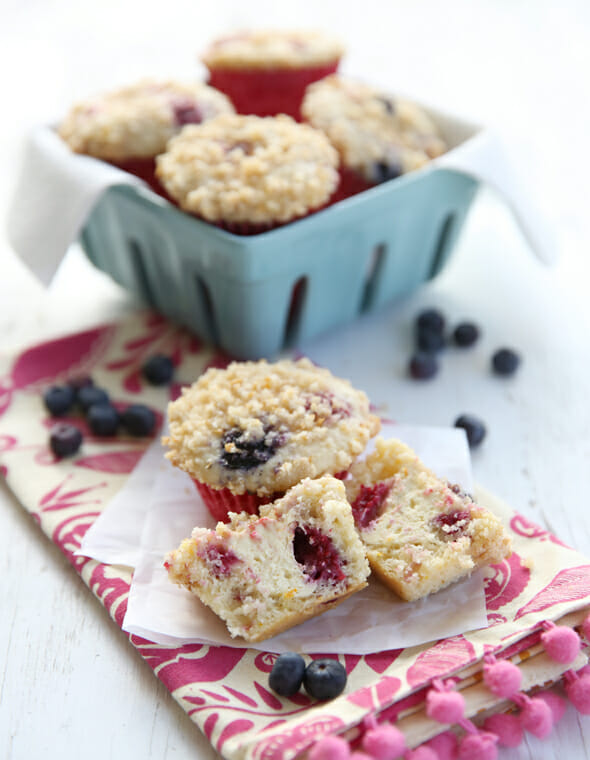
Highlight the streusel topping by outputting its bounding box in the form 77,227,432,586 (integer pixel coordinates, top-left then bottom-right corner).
202,29,345,69
58,79,234,161
155,114,339,223
302,75,447,182
164,358,380,495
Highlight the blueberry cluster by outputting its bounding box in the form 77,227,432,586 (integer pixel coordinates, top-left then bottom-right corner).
269,652,347,701
407,308,522,448
43,353,173,459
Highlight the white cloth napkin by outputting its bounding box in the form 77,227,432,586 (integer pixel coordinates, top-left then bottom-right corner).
78,422,492,654
7,113,555,288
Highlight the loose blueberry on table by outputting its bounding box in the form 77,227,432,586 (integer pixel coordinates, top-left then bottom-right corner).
120,404,156,436
49,423,83,458
416,327,445,353
452,321,480,348
87,404,120,437
416,308,445,335
492,347,521,376
454,414,487,448
303,659,347,701
141,354,175,386
77,385,110,412
408,352,439,380
43,385,75,416
268,652,306,697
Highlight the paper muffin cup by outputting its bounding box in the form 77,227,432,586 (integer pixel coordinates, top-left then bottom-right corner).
193,470,349,523
206,63,339,120
193,479,273,522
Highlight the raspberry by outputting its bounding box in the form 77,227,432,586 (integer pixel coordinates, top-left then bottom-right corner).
293,526,346,584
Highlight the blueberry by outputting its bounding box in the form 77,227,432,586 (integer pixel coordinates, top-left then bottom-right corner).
87,404,119,436
142,354,175,386
49,423,83,458
453,322,480,348
43,385,75,417
379,96,396,115
268,652,306,697
303,659,347,701
492,348,521,376
416,308,445,334
374,160,402,183
120,404,156,436
455,414,487,448
77,385,110,412
416,327,445,353
408,352,439,380
68,375,94,394
220,426,285,470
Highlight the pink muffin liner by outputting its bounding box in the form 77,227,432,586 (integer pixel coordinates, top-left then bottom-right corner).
206,62,339,120
194,470,349,523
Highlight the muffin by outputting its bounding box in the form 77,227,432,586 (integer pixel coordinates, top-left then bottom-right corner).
155,113,340,233
302,75,447,200
58,78,234,192
345,438,512,601
163,358,380,521
164,476,370,642
201,29,345,120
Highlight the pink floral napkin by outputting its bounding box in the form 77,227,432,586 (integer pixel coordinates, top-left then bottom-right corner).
1,311,589,759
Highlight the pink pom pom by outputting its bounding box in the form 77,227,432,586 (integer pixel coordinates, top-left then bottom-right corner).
520,696,553,738
426,689,465,724
362,724,406,760
425,731,458,760
482,659,522,698
566,674,590,714
483,713,523,747
537,690,567,722
541,625,581,664
309,736,351,760
458,731,498,760
404,747,438,760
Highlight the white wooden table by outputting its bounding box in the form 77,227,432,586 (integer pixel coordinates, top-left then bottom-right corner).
2,2,590,759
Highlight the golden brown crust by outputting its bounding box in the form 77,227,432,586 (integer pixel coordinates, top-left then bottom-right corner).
58,79,234,160
155,113,339,224
302,75,446,181
164,358,380,495
202,29,345,69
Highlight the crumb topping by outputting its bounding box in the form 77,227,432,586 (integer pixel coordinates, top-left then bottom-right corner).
164,358,380,495
155,113,339,223
202,29,345,69
58,79,234,160
302,75,447,181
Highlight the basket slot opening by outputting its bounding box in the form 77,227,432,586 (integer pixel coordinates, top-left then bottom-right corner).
128,238,157,306
195,276,219,345
429,213,456,279
360,243,387,312
283,276,308,348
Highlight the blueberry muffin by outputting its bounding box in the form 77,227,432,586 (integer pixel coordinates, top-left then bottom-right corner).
202,29,345,119
345,438,512,601
164,476,370,642
163,358,380,520
155,113,339,232
301,75,447,198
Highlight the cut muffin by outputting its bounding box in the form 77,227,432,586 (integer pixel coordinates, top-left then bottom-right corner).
164,476,370,642
163,357,380,521
345,438,512,601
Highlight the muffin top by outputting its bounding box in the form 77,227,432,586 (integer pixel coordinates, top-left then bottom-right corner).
164,358,381,495
201,29,345,69
155,113,339,224
302,75,447,182
58,79,235,161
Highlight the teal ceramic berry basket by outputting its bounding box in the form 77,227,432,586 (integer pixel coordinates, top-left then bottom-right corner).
79,163,478,359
